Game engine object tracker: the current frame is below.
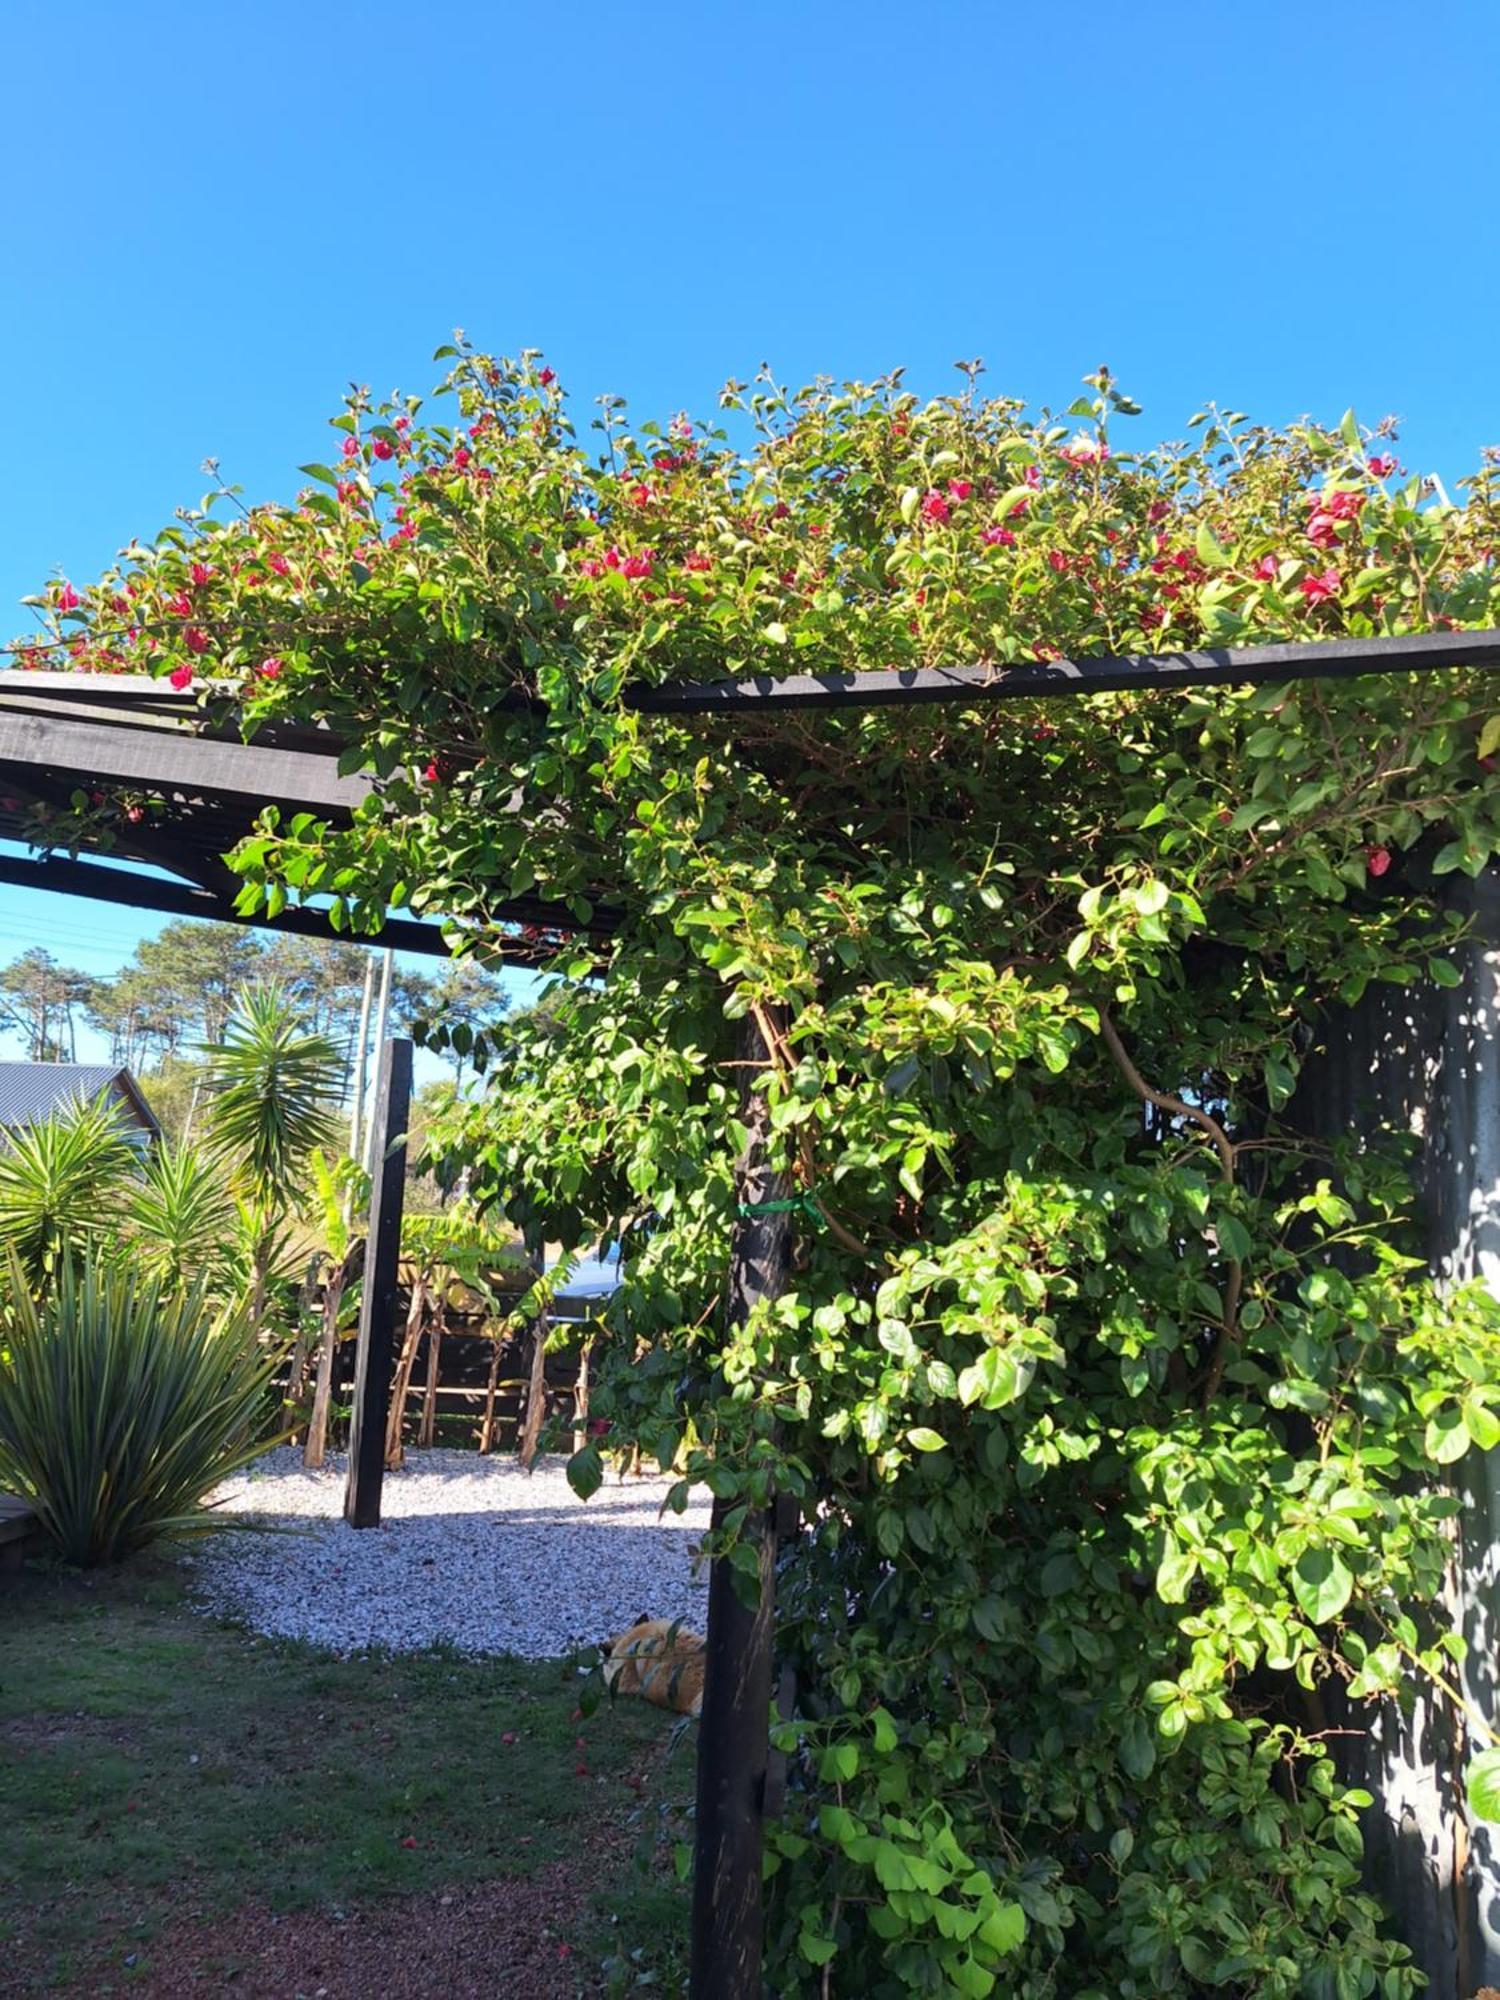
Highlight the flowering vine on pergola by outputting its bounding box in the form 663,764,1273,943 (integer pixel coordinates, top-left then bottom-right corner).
15,347,1500,2000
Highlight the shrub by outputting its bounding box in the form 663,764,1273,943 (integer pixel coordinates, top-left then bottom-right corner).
0,1249,283,1565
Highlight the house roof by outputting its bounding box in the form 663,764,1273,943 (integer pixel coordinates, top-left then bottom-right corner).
0,1062,160,1137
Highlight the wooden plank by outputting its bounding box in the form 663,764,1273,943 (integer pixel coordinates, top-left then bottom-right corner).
690,1009,791,2000
627,626,1500,717
0,706,372,810
344,1038,413,1530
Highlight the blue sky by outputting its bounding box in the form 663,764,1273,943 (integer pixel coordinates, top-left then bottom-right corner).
2,0,1498,1055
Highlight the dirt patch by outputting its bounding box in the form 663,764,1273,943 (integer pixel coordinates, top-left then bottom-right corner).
68,1864,609,1998
2,1713,137,1750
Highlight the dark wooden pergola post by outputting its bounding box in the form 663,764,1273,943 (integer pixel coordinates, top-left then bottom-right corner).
344,1037,413,1530
691,1009,792,2000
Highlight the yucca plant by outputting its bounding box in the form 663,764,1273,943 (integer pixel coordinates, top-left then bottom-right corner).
0,1247,283,1565
0,1097,136,1280
125,1138,239,1287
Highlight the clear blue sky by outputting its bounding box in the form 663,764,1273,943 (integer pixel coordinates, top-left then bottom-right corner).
1,0,1497,1046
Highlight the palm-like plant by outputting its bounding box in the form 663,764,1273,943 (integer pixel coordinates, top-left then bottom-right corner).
198,985,343,1330
126,1139,239,1286
0,1247,282,1565
0,1097,136,1280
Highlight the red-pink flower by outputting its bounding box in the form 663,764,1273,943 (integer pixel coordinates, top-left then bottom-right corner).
184,626,210,654
981,524,1015,547
1254,555,1279,580
683,552,713,572
394,415,412,433
948,479,972,503
1369,453,1397,478
451,446,472,470
628,484,653,508
1323,489,1365,521
921,490,951,525
1060,434,1108,467
189,562,213,589
622,551,654,579
577,556,604,578
1366,845,1392,877
1047,549,1069,573
55,582,80,611
341,437,360,459
538,366,556,387
169,665,194,691
1024,464,1042,490
1300,569,1340,603
258,657,283,680
372,437,394,461
167,592,193,618
267,553,291,576
1008,495,1031,520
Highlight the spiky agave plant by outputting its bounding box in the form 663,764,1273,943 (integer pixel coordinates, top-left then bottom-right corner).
0,1247,283,1565
125,1139,239,1288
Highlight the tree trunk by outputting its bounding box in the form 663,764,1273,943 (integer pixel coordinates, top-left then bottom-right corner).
418,1307,443,1448
572,1335,594,1454
517,1301,551,1471
384,1274,430,1470
304,1239,364,1470
478,1319,506,1455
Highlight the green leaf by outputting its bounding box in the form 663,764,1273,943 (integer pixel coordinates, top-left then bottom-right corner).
1465,1399,1500,1452
1479,715,1500,762
906,1427,947,1452
977,1901,1026,1954
1292,1547,1354,1625
1156,1542,1198,1604
1195,523,1229,568
1426,1405,1472,1464
1467,1747,1500,1823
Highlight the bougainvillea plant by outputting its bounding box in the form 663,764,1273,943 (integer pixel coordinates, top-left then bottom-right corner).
17,342,1500,1996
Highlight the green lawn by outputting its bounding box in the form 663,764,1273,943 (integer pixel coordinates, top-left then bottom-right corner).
0,1557,690,1994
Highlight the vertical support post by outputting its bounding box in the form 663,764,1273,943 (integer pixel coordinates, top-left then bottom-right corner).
362,948,395,1174
691,1008,791,2000
344,1036,412,1531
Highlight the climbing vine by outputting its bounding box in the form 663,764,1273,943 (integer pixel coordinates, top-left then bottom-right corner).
21,343,1500,1996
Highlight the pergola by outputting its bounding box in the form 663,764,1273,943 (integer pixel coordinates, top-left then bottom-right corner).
4,622,1498,2000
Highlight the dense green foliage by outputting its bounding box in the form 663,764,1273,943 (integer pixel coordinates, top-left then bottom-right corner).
31,344,1500,1992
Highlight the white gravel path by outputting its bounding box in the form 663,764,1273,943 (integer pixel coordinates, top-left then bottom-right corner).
184,1446,711,1660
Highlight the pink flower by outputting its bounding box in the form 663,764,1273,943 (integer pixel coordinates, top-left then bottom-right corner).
1300,569,1340,603
184,626,210,654
1306,512,1340,549
628,484,653,508
1148,500,1170,524
258,657,283,679
394,415,412,433
1322,489,1365,521
1141,605,1167,628
169,665,194,690
1366,845,1392,877
1024,464,1043,489
982,525,1015,547
423,761,442,783
1008,495,1031,519
56,582,80,611
683,552,713,571
1254,555,1279,580
1369,453,1397,478
189,562,213,589
167,592,193,618
948,479,972,502
267,553,291,576
1047,549,1069,573
622,551,654,579
1060,434,1108,467
372,437,394,461
451,446,472,470
341,437,360,459
538,366,556,386
921,490,951,525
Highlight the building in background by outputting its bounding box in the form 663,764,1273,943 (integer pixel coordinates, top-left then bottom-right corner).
0,1062,160,1152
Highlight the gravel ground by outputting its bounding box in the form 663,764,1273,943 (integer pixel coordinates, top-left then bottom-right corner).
185,1447,711,1659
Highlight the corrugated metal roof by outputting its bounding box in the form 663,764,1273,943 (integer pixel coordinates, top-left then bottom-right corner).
0,1063,159,1135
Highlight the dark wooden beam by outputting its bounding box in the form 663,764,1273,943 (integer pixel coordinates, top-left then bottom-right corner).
627,626,1500,716
345,1037,413,1530
0,850,459,956
691,1008,791,2000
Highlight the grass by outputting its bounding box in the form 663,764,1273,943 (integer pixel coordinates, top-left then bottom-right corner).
0,1556,691,1992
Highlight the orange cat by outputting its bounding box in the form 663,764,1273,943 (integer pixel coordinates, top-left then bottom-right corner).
601,1614,706,1717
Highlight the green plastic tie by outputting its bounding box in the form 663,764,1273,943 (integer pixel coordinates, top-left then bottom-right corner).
736,1192,825,1225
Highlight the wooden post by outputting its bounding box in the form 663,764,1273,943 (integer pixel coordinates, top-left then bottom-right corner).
690,1009,791,2000
344,1037,412,1530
